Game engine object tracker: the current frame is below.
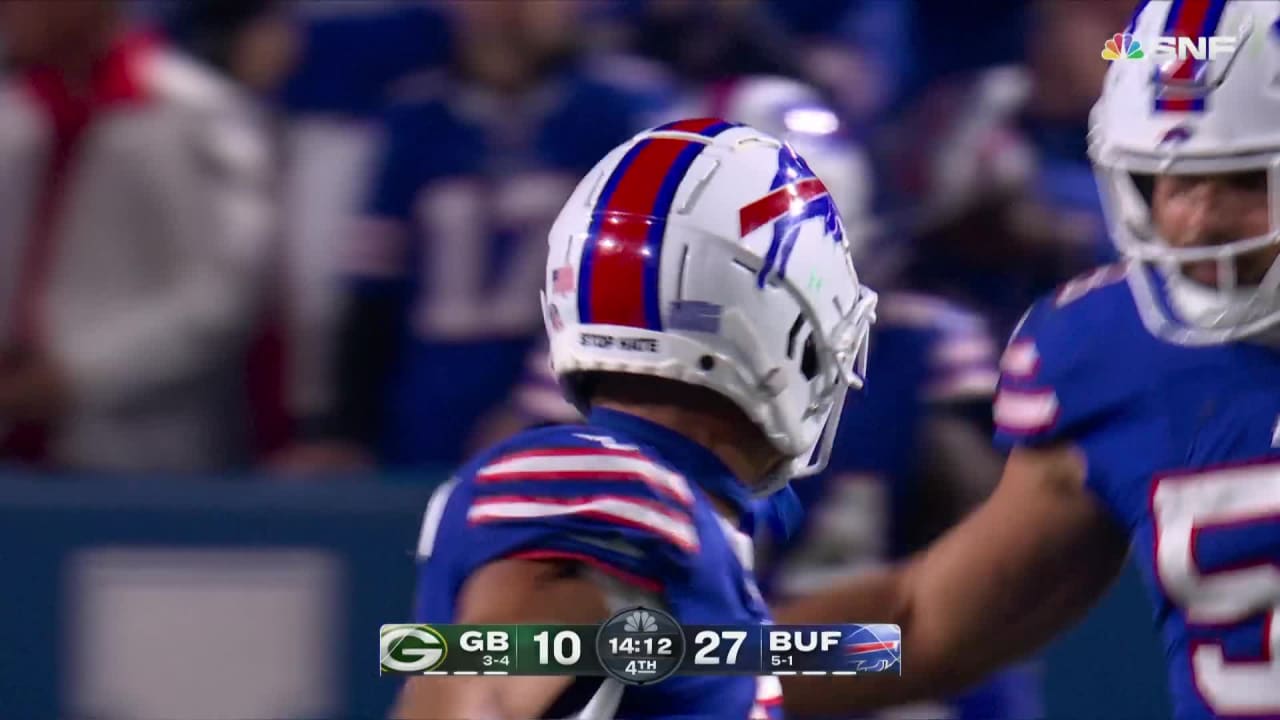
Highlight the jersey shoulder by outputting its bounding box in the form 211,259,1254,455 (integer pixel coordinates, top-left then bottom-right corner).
435,423,704,591
460,422,699,518
992,264,1156,448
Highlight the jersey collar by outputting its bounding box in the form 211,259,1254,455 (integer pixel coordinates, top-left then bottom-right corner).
586,407,755,528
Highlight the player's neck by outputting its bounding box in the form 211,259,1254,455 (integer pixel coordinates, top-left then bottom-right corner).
593,399,777,524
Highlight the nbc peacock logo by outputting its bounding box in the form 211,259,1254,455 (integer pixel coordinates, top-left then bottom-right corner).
1101,33,1145,61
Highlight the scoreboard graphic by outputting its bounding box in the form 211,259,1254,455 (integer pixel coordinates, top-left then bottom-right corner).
381,607,901,686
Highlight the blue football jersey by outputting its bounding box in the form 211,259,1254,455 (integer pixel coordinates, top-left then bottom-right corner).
415,408,783,718
344,60,675,466
761,292,1043,720
993,265,1280,720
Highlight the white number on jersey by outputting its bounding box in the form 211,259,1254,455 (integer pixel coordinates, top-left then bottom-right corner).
414,173,574,339
1153,461,1280,714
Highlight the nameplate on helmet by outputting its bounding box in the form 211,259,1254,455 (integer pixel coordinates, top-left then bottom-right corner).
580,332,659,353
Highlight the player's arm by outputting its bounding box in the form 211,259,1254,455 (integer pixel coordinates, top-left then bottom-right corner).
776,442,1129,715
392,558,612,720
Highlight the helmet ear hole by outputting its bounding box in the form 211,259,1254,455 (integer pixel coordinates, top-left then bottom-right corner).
786,313,819,380
786,313,805,359
800,333,819,381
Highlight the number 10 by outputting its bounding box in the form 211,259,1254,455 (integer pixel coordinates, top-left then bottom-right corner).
534,630,582,666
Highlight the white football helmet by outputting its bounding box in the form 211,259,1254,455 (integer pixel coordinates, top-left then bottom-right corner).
1089,0,1280,344
542,118,878,491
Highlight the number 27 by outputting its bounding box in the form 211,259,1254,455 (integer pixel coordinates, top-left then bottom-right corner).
694,630,747,665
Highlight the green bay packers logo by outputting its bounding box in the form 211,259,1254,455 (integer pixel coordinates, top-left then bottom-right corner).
380,624,448,673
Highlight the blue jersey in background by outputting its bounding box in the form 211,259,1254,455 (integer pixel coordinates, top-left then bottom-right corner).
344,59,675,466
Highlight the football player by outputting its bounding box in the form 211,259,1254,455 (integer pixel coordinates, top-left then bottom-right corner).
394,119,877,719
775,3,1280,719
486,76,1045,718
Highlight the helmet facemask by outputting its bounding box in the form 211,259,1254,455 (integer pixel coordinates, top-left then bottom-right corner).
1092,149,1280,345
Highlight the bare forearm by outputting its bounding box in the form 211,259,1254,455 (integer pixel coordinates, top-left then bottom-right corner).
775,561,938,714
779,552,1070,716
776,558,986,715
778,446,1129,716
773,563,907,627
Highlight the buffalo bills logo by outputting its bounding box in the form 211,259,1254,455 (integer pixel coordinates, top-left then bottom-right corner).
742,145,844,288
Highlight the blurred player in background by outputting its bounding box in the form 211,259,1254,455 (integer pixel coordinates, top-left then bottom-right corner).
761,291,1044,720
871,65,1096,341
748,71,1046,720
304,0,674,470
1022,0,1137,268
775,3,1280,720
0,0,273,473
396,120,877,719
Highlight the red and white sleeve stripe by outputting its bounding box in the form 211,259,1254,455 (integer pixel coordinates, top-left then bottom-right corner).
999,339,1041,379
467,495,699,552
475,448,695,506
993,388,1060,434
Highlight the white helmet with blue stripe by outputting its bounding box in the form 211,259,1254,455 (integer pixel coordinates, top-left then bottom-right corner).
541,118,877,489
1090,0,1280,344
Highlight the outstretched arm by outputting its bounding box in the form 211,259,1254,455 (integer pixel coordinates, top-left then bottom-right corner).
776,444,1130,715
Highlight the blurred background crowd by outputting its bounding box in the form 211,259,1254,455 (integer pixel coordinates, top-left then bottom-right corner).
0,2,1166,719
0,0,1129,478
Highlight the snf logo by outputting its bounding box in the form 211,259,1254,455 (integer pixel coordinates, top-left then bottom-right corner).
1101,32,1240,62
380,624,448,673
